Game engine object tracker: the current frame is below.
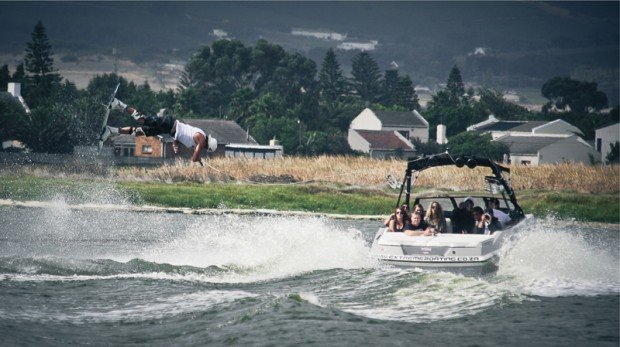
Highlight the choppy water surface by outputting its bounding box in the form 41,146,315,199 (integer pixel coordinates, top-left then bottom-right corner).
0,197,618,346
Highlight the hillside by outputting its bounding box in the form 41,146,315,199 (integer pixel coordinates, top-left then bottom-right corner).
0,1,618,104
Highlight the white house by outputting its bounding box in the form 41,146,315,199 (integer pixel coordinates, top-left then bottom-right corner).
467,115,583,140
348,108,428,158
493,134,600,165
467,115,597,165
594,122,619,162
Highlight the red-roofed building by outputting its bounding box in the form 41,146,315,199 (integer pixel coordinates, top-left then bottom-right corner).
347,108,427,158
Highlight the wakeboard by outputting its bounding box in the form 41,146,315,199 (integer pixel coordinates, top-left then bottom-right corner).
98,83,121,150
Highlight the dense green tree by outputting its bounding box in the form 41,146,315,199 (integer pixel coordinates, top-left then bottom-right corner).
541,76,608,113
446,65,465,105
228,87,255,124
12,63,26,83
424,104,485,139
393,75,420,110
303,130,351,155
267,52,317,105
156,89,177,110
0,94,27,144
380,69,399,106
446,132,509,161
410,137,445,156
179,40,253,116
246,93,289,130
318,49,348,102
473,88,531,120
13,103,72,153
351,51,381,103
85,74,139,127
23,20,62,102
251,40,287,90
606,141,619,164
0,65,9,91
130,81,158,115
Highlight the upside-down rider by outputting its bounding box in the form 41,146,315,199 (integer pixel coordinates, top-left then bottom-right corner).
100,99,217,165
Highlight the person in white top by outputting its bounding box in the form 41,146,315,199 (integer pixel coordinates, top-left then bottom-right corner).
100,99,217,165
172,120,208,164
486,198,512,227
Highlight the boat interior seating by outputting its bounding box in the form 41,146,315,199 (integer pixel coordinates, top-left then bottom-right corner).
444,218,453,233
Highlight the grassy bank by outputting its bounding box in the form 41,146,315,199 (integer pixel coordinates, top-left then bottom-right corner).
1,175,618,223
6,156,620,193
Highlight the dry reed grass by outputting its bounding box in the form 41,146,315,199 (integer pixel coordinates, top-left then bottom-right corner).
112,156,620,194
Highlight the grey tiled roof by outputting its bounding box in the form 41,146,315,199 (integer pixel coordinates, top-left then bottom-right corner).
475,121,547,132
372,109,427,127
494,135,565,155
182,119,258,145
507,121,548,132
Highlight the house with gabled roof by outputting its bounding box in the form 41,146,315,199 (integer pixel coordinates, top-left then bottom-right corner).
347,108,428,158
493,134,600,165
466,115,598,165
467,115,583,139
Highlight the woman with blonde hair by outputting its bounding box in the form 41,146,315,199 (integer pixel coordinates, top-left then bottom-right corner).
424,201,447,234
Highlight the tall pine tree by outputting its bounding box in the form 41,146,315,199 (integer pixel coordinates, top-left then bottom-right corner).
351,51,381,104
24,20,61,101
393,75,420,110
12,63,26,84
446,65,465,106
318,48,347,102
381,69,399,106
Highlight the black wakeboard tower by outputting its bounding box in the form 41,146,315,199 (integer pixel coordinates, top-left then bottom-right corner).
396,152,524,218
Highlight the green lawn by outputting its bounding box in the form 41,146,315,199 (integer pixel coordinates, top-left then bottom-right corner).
1,175,618,223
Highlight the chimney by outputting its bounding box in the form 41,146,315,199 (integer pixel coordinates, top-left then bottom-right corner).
7,82,31,115
436,124,448,145
8,82,20,97
269,137,280,146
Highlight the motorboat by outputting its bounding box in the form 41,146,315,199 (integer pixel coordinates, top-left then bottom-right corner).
370,153,527,273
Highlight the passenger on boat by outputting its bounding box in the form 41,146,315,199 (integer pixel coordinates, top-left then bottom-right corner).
384,204,411,227
472,206,498,235
388,208,412,232
404,212,430,236
412,203,425,217
452,201,475,234
424,201,448,233
486,198,511,226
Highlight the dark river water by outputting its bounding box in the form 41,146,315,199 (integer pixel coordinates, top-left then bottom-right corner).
0,198,618,346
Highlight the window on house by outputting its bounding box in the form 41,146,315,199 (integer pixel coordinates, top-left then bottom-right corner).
520,160,531,165
142,145,153,154
596,138,602,152
398,130,410,139
122,147,134,157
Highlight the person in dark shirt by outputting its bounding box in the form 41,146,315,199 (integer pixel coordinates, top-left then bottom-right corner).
472,206,498,235
452,199,475,233
404,212,430,236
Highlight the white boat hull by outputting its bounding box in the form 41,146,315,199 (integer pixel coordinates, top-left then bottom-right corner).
370,228,507,273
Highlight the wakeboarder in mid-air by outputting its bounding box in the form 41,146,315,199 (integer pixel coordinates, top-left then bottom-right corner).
99,87,217,166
